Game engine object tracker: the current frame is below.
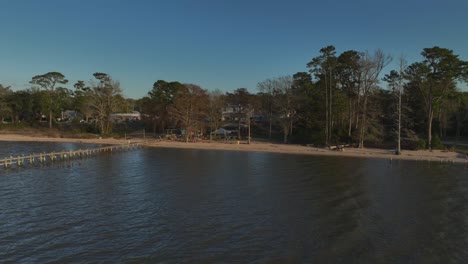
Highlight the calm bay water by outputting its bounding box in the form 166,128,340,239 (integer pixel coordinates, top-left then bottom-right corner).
1,142,467,263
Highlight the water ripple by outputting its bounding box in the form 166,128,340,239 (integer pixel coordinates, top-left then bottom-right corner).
0,144,467,262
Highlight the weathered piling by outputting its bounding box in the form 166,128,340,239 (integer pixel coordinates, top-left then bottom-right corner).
0,142,142,170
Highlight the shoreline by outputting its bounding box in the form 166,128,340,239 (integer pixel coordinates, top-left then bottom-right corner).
0,134,467,164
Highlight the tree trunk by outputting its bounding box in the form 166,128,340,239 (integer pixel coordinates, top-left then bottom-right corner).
329,68,333,144
442,110,447,139
248,118,251,144
324,78,329,146
185,109,190,143
210,120,214,141
428,108,433,151
100,119,105,135
347,98,353,137
455,112,461,149
425,83,435,151
290,118,293,137
358,93,368,149
269,102,272,140
238,118,241,140
49,110,53,129
396,89,401,155
438,109,443,140
355,85,361,130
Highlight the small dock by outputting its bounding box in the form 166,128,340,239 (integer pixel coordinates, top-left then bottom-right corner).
0,142,143,169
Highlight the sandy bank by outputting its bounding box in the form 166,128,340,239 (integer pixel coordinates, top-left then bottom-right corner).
0,134,467,163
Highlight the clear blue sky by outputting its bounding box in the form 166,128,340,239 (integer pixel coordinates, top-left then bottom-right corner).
1,0,467,98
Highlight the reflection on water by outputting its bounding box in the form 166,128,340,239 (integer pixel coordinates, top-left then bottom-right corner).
0,142,467,263
0,141,101,158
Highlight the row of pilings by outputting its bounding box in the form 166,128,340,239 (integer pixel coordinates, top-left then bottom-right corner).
0,142,143,169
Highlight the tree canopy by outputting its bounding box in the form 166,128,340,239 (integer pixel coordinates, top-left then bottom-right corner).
2,46,468,151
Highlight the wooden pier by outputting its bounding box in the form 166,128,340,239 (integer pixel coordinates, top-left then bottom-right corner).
0,142,143,169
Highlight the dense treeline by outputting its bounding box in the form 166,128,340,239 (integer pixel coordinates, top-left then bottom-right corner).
0,72,132,136
1,46,467,152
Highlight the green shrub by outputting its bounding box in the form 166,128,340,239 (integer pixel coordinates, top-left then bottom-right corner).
431,134,444,149
416,139,426,150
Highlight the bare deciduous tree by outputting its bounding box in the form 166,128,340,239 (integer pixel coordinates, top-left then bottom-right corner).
257,79,275,140
258,76,297,143
207,89,225,141
89,73,122,135
358,50,392,148
272,76,296,143
170,84,208,142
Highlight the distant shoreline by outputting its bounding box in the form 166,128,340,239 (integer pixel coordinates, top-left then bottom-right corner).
0,134,467,164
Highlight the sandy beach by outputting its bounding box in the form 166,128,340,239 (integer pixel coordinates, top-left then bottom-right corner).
0,134,467,163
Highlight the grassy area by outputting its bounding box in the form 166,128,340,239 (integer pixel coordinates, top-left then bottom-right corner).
0,124,97,139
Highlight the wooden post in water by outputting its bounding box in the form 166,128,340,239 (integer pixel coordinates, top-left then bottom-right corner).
0,142,142,171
